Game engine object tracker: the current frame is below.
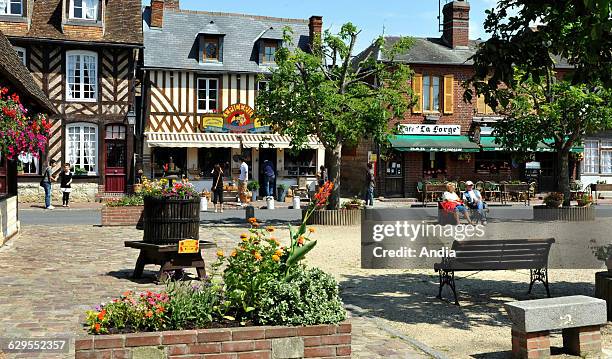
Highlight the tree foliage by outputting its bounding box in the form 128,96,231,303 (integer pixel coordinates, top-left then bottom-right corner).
256,24,414,207
465,0,612,204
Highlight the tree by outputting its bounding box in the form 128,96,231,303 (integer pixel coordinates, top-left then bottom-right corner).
256,24,414,208
465,0,612,204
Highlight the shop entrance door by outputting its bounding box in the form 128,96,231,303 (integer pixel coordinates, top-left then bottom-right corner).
104,125,127,193
259,149,277,197
384,153,404,197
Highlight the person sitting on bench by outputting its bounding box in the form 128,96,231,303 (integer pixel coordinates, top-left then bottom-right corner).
442,182,472,225
462,180,487,225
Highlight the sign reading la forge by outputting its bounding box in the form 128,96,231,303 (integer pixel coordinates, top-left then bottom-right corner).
200,103,264,133
398,124,461,136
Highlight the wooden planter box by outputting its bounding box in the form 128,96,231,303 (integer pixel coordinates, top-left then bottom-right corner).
75,322,352,359
101,206,144,227
143,197,200,244
533,205,595,222
302,209,362,226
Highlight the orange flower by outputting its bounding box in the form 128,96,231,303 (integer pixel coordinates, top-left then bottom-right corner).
231,250,237,257
274,249,283,257
155,306,164,314
94,323,101,332
265,226,275,232
122,291,133,297
272,254,280,262
240,233,249,241
252,222,260,228
146,310,153,318
254,251,262,261
97,310,106,321
216,250,224,257
297,236,305,246
308,227,315,233
248,217,258,224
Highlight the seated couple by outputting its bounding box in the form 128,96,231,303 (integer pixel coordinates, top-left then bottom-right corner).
441,181,488,225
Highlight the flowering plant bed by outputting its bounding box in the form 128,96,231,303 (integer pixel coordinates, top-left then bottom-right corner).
140,177,200,199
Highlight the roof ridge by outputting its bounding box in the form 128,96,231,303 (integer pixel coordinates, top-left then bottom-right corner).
170,9,309,24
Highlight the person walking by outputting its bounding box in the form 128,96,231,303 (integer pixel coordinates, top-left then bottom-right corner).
317,165,327,187
364,162,375,207
40,159,57,210
59,163,73,207
211,164,224,213
238,156,249,206
262,159,275,198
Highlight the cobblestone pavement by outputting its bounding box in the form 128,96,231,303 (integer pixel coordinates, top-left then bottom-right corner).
0,225,430,358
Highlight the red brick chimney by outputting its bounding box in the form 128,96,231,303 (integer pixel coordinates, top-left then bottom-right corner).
309,16,323,45
442,0,470,48
150,0,179,28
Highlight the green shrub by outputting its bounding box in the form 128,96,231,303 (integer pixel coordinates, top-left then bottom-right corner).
256,266,346,326
247,180,260,191
106,195,144,207
165,280,229,329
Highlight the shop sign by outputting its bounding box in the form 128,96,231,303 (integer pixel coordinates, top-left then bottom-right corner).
398,124,461,136
200,103,265,133
178,239,199,254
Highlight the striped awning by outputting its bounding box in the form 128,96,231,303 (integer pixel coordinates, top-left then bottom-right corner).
145,132,323,149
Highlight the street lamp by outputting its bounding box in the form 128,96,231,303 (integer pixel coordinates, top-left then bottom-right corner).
126,110,136,126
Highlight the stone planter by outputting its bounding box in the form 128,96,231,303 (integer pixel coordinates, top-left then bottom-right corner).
533,205,595,222
101,206,144,227
303,209,362,226
75,322,352,359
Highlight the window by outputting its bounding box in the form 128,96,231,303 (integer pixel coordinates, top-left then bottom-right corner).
67,123,98,175
602,141,612,174
14,46,26,65
422,75,440,112
263,40,277,63
476,95,495,115
70,0,98,20
197,78,218,113
583,140,600,174
66,51,97,101
284,150,316,177
475,152,512,174
202,37,220,62
0,0,22,16
257,80,269,91
18,152,39,175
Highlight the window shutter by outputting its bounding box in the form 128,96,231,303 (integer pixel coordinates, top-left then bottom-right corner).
412,74,422,114
443,74,454,114
476,94,486,114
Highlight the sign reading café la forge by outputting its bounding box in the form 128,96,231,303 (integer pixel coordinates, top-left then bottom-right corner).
200,104,265,133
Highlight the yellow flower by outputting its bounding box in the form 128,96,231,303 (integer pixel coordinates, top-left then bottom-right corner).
272,254,280,262
216,250,224,257
265,226,275,232
254,251,262,261
240,233,249,242
274,249,283,257
231,250,237,257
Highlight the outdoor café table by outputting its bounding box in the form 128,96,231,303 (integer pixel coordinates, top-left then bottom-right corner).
501,183,531,205
125,240,216,282
423,183,448,206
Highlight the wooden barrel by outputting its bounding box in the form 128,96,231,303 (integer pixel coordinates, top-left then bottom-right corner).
143,196,200,244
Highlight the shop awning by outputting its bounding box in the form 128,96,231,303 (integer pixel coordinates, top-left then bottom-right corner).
480,137,584,152
389,135,481,152
145,132,323,149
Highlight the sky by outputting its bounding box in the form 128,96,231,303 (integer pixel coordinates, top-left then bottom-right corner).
161,0,498,52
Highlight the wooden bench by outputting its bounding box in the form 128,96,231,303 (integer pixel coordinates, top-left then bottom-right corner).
125,240,216,282
423,184,448,206
434,238,555,305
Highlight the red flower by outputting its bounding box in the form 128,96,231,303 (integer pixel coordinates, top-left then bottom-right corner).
97,309,106,321
10,93,20,103
313,181,334,208
0,87,8,95
94,323,101,332
2,107,16,118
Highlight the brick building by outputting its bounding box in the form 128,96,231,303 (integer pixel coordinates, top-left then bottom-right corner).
342,0,575,198
0,0,143,202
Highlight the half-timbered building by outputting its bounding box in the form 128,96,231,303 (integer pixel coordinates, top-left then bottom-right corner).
139,0,324,197
0,0,142,202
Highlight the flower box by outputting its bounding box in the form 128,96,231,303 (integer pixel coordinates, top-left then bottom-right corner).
75,322,352,359
533,205,595,222
302,209,362,226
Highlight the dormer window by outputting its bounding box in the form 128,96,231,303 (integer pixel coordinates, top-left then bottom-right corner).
0,0,22,16
263,40,278,63
203,37,220,62
70,0,98,20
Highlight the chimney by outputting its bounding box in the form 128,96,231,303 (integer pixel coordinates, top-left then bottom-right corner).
309,16,323,45
442,0,470,48
150,0,179,28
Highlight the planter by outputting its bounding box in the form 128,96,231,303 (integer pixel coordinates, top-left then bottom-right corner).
544,200,562,208
75,322,352,359
533,205,595,222
278,187,288,202
303,209,362,226
577,200,592,207
143,197,200,244
101,205,144,227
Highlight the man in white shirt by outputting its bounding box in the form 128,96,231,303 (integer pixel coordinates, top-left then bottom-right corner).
238,157,249,205
462,180,487,224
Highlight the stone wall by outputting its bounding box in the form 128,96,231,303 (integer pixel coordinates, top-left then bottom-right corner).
75,322,352,359
0,195,20,246
18,181,98,203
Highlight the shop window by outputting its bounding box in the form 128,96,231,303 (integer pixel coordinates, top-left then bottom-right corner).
475,152,512,175
197,78,218,113
422,152,446,179
386,154,402,177
66,123,98,175
198,148,231,177
66,50,98,101
0,0,22,16
152,148,186,178
284,150,316,176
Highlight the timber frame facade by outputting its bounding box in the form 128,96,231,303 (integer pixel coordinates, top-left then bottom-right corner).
1,0,143,201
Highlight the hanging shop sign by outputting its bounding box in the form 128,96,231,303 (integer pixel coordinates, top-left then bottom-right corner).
398,124,461,136
200,103,267,133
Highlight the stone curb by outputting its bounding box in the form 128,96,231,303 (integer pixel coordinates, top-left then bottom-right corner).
345,304,450,359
